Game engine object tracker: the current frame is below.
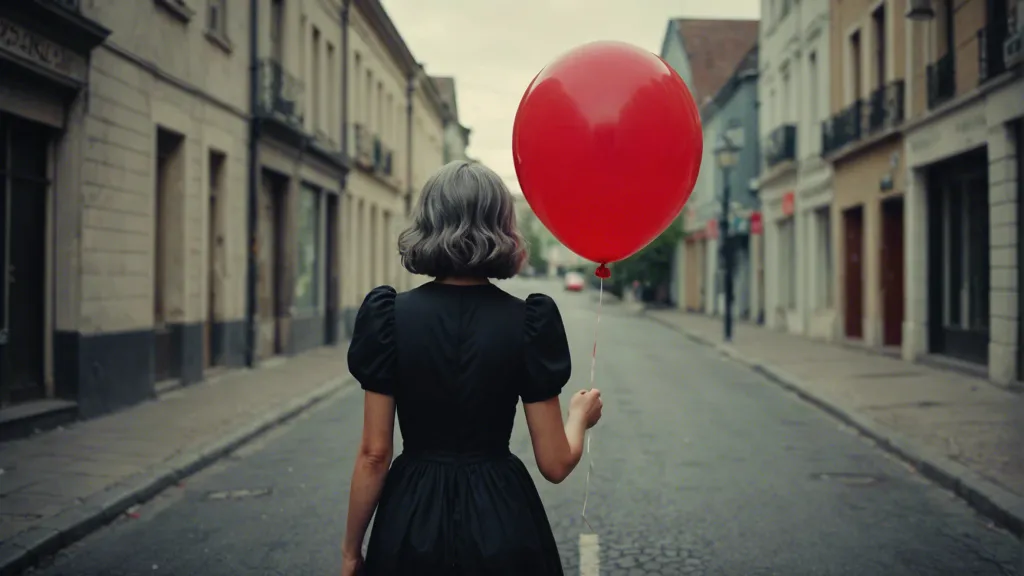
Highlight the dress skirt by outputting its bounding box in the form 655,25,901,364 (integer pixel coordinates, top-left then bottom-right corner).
363,450,564,576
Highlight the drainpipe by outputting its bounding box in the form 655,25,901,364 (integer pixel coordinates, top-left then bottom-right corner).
245,0,260,368
341,0,350,162
405,70,415,215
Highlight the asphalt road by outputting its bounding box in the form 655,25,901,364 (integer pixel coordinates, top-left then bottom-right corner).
30,278,1022,575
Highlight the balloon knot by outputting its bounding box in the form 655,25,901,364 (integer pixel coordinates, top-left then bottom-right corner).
594,264,611,279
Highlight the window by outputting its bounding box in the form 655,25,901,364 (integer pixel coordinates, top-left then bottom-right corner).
816,208,833,308
365,70,373,131
270,0,284,62
778,217,797,309
207,0,226,36
312,27,321,131
327,43,335,141
808,51,819,153
871,4,887,88
295,185,321,310
849,30,863,102
781,69,791,124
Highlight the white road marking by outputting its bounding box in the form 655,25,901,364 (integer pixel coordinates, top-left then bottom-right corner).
579,533,600,576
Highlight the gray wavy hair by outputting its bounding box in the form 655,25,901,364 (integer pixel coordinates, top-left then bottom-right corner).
398,160,527,280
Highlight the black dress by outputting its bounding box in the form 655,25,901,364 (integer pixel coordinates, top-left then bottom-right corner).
347,282,570,576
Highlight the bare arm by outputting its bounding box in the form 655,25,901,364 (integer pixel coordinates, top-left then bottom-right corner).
342,391,396,557
524,396,587,484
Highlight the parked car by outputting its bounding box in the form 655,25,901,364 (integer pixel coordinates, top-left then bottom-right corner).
564,271,585,292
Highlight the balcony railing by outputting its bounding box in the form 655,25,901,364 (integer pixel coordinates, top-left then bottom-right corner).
979,25,1008,84
49,0,82,11
866,80,905,134
257,58,305,127
821,101,862,157
763,124,797,169
926,52,955,109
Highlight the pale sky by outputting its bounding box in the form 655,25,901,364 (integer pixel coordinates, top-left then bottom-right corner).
381,0,760,195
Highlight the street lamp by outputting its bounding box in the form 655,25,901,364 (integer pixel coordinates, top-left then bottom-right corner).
714,131,742,342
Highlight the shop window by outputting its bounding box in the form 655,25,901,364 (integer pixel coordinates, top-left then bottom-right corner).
816,207,833,309
778,217,797,309
295,185,321,311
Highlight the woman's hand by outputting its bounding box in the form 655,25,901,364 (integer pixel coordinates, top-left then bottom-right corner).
569,388,603,429
341,550,364,576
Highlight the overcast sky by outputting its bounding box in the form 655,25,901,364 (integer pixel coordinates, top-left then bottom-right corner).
381,0,760,195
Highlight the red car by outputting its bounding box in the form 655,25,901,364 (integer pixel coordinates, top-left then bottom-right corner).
564,272,585,292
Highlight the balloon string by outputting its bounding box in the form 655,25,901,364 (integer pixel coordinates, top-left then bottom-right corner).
581,276,603,533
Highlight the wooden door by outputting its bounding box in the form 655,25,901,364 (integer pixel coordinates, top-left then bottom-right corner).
843,207,864,339
881,198,905,346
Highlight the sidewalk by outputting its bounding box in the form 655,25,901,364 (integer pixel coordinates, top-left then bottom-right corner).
0,347,354,576
646,309,1024,537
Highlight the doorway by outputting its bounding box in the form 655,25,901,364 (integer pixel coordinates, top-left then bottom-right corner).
325,194,340,344
257,170,286,359
154,128,185,382
881,197,905,347
927,147,990,364
0,113,50,407
205,151,226,368
843,206,865,339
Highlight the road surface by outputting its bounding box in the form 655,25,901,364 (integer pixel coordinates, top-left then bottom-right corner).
31,278,1022,575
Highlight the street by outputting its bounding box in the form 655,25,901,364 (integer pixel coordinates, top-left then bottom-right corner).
29,279,1022,576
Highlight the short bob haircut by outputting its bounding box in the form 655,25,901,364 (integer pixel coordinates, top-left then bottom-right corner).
398,160,527,280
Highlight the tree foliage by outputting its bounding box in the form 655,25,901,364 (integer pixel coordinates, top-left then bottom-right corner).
606,218,684,294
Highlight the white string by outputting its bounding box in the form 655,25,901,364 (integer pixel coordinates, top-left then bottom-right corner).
581,276,603,533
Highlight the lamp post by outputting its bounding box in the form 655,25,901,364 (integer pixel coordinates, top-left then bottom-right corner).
714,131,742,342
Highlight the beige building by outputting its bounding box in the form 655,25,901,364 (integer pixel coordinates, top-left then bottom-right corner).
1,1,111,420
431,76,473,163
0,0,452,432
340,0,448,325
823,0,911,352
901,0,1023,387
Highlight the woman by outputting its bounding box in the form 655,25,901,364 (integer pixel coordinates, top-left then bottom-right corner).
341,160,604,575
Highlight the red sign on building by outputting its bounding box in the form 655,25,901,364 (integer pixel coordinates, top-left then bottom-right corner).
750,211,763,235
781,191,796,216
706,219,718,240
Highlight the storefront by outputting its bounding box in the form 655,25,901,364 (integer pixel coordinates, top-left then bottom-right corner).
903,75,1023,387
762,184,802,333
0,2,108,418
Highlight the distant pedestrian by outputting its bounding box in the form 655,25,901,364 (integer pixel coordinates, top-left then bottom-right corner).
341,160,603,576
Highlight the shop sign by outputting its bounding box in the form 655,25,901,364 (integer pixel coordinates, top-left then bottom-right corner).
781,191,795,216
750,211,763,235
0,17,87,83
706,218,718,240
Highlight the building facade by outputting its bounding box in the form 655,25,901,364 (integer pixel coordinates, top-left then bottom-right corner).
822,0,911,351
901,0,1023,387
758,0,836,339
0,0,110,415
253,0,350,362
431,76,472,163
659,18,760,313
1,0,454,431
702,48,762,320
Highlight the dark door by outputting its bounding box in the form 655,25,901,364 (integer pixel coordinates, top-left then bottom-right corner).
1018,121,1024,380
205,184,217,368
154,129,184,382
324,194,340,344
0,114,49,406
927,148,990,364
881,198,905,346
844,206,865,339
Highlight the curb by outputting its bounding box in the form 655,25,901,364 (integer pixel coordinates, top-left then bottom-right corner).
0,376,355,576
645,312,1024,539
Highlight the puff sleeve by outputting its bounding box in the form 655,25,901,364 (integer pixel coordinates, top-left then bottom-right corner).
347,286,397,396
521,293,572,403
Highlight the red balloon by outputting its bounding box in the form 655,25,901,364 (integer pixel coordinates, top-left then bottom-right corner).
513,41,703,265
